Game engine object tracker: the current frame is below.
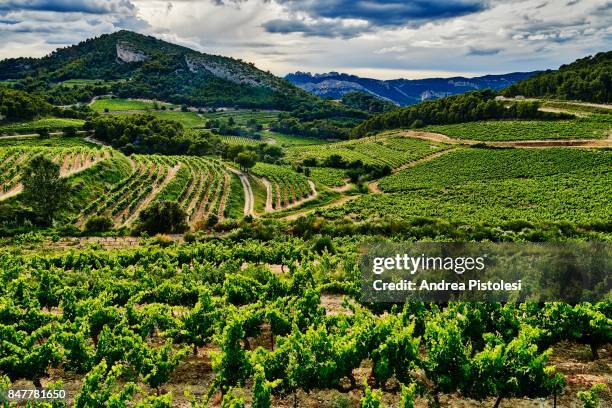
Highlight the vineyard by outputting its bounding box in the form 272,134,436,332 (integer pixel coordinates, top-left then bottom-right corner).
324,148,612,227
220,136,262,146
0,24,611,408
77,155,231,228
422,116,611,141
285,134,450,168
0,239,609,407
309,167,348,187
0,146,111,200
252,163,315,210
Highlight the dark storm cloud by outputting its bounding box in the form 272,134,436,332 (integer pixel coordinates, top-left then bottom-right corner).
272,0,488,26
467,46,502,56
263,18,371,38
0,0,137,14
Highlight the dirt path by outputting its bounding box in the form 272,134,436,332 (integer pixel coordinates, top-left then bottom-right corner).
399,130,612,148
122,164,180,226
331,181,353,192
227,167,254,217
261,177,274,213
84,135,106,146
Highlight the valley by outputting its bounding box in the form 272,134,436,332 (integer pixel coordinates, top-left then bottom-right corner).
0,31,610,408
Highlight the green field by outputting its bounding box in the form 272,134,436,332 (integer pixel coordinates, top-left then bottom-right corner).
542,101,612,115
91,98,167,112
286,134,449,167
327,148,612,226
0,118,85,134
423,117,610,141
200,110,278,126
264,131,328,147
151,111,205,128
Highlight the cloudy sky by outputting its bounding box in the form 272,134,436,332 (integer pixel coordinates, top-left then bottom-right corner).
0,0,610,79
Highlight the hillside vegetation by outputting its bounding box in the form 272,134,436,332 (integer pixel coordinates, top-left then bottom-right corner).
352,90,571,137
503,51,611,102
0,31,311,109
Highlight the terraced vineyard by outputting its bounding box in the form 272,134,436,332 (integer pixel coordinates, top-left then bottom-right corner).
325,148,612,226
286,134,450,167
77,155,231,228
220,135,262,146
0,118,85,134
252,163,314,210
423,116,611,141
0,146,111,200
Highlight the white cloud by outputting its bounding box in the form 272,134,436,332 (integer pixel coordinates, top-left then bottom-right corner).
0,0,609,79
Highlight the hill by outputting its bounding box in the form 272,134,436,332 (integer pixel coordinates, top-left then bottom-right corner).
285,71,538,106
503,51,611,102
0,31,311,109
351,90,570,137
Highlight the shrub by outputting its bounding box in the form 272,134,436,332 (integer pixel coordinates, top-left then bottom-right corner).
136,200,188,234
84,216,113,233
311,235,335,254
151,234,174,247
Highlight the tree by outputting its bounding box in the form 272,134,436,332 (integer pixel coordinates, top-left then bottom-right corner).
235,151,257,172
21,154,71,225
136,200,188,234
63,126,78,137
84,216,113,233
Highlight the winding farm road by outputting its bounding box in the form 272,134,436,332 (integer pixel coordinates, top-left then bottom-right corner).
261,177,274,213
399,130,612,148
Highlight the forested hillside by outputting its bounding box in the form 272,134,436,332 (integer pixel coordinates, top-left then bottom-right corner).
0,31,311,109
503,51,611,102
352,90,570,137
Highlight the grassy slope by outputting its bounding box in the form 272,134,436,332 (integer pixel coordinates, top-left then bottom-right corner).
249,174,267,215
91,98,162,112
150,111,205,128
225,173,245,219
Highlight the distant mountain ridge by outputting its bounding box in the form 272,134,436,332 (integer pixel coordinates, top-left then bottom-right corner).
0,30,311,109
285,71,539,106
